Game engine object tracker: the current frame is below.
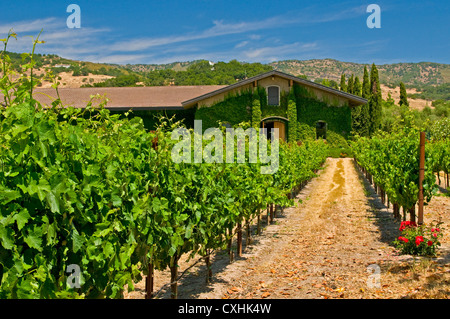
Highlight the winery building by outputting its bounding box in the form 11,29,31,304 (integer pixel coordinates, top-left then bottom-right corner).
32,70,367,141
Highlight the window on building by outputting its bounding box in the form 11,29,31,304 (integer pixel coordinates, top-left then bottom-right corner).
267,86,280,106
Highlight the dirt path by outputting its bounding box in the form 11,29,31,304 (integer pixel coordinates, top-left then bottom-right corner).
125,158,450,299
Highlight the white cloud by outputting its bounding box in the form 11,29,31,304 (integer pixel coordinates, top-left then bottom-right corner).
243,42,318,62
234,41,248,49
0,17,60,34
0,4,366,64
106,14,305,53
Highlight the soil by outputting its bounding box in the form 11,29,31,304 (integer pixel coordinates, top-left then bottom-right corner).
381,84,432,111
124,158,450,299
35,70,114,88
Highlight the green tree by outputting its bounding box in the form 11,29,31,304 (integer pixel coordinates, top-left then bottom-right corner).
368,63,382,135
352,103,371,137
347,74,354,94
362,66,370,99
399,82,409,107
353,76,362,97
340,74,347,92
384,92,395,107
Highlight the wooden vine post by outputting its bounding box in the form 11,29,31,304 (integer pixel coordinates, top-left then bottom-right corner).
257,208,261,235
237,222,243,257
228,227,234,263
170,253,179,299
205,250,212,284
145,263,154,299
418,131,425,225
270,204,274,224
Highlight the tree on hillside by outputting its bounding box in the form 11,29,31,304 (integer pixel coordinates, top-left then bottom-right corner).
362,66,370,99
368,63,382,135
353,76,362,97
399,82,409,107
351,74,370,136
347,74,354,94
340,74,347,92
351,103,371,137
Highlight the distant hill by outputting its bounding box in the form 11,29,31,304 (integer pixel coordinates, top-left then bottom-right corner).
124,60,203,73
269,59,450,88
6,50,448,104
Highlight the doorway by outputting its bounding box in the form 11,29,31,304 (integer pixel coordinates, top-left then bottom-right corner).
261,120,286,141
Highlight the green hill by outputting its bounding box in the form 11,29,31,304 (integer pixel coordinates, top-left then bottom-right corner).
4,50,449,100
270,59,449,99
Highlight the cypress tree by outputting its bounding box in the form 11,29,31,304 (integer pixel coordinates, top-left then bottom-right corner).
353,76,362,97
347,74,354,94
340,74,347,92
351,74,370,137
351,103,371,137
368,63,382,135
362,66,370,99
353,67,371,136
399,82,409,107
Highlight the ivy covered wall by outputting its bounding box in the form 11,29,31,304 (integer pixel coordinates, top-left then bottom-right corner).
189,83,354,144
292,83,353,138
194,88,253,131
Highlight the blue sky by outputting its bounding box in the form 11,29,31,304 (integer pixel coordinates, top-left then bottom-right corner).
1,0,449,65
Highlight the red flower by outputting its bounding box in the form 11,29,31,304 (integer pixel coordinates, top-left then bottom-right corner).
431,228,435,232
398,236,409,243
399,221,417,231
415,236,424,246
427,241,433,246
433,233,437,238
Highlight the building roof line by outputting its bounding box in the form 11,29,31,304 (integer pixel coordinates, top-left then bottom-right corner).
181,69,367,107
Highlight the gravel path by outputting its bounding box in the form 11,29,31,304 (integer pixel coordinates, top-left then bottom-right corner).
125,158,450,299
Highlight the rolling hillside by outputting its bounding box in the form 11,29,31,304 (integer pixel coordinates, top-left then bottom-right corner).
270,59,450,88
6,50,448,106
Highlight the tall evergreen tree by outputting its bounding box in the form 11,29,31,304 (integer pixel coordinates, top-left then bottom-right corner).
347,74,354,94
351,103,371,137
353,76,362,97
362,66,370,99
340,74,347,92
368,63,382,135
351,74,369,136
353,67,371,136
399,82,409,107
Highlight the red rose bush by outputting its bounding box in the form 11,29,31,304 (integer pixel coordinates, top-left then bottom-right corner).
393,221,443,257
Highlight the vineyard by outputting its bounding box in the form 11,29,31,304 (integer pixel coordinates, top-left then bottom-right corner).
1,35,449,300
0,89,330,298
0,37,329,297
352,125,450,222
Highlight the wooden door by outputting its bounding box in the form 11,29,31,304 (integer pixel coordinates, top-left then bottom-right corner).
273,121,286,141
